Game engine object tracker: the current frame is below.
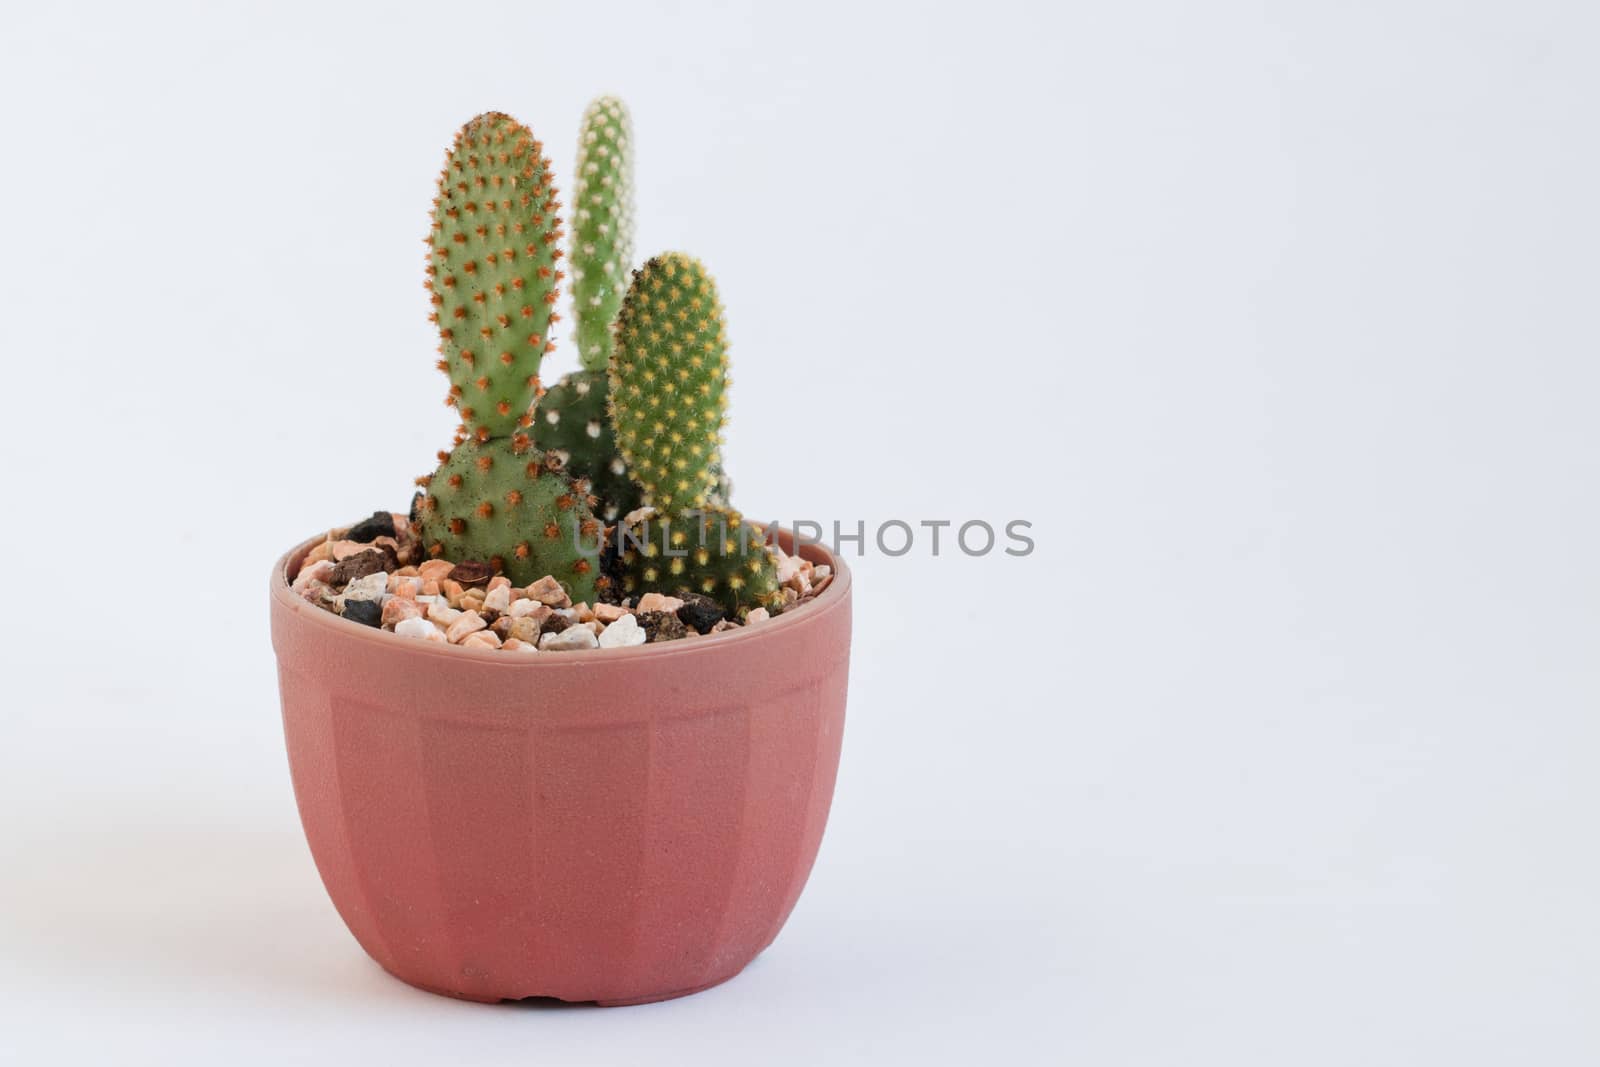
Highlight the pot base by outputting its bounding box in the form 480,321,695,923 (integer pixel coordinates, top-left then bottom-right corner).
390,966,745,1007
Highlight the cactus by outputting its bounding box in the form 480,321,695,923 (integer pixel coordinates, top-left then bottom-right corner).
607,253,729,516
416,438,603,594
534,368,641,521
426,112,564,439
618,507,782,615
570,96,634,373
534,97,641,520
537,364,732,522
408,109,777,616
416,113,602,602
603,252,766,611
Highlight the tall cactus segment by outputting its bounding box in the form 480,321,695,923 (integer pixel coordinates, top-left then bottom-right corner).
607,253,729,515
427,112,564,439
571,96,635,373
534,96,639,519
417,112,602,603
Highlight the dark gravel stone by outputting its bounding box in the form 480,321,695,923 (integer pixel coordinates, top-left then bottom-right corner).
639,611,688,642
597,529,626,596
540,614,571,636
346,510,396,543
675,592,726,635
330,549,388,585
447,560,493,587
340,598,382,627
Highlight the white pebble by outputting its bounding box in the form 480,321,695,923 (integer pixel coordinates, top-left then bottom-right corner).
343,572,388,602
483,585,511,613
427,601,462,626
395,617,443,642
746,607,771,624
539,627,599,651
597,613,645,649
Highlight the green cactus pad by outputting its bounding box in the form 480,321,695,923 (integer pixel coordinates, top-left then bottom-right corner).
618,506,781,615
427,112,564,439
571,96,634,373
533,363,730,521
416,437,604,600
534,368,641,522
608,253,729,515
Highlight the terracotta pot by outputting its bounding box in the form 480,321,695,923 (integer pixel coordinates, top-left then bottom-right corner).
269,531,851,1005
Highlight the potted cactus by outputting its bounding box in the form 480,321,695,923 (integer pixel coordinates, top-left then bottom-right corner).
268,99,852,1005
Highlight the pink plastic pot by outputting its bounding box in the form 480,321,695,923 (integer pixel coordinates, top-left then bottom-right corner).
269,531,850,1005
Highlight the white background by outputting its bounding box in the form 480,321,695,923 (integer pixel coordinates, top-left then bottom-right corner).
2,1,1596,1063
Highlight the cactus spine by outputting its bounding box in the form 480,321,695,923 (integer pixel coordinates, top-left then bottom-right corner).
608,253,729,516
417,113,601,600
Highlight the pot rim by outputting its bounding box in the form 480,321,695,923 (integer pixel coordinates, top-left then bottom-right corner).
270,525,852,667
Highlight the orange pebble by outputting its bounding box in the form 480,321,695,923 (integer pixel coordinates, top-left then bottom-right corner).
416,559,454,581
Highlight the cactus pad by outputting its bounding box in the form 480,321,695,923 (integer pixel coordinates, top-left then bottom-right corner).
618,506,781,615
534,368,641,522
571,96,634,373
427,112,564,439
416,437,603,600
608,253,729,515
